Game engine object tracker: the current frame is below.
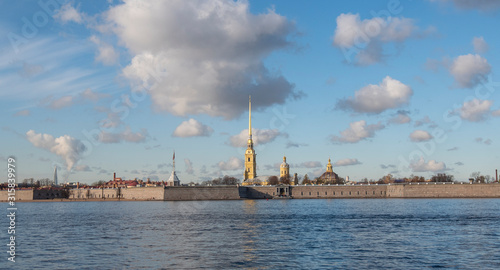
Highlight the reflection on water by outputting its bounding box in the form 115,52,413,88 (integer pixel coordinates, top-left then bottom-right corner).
4,199,500,269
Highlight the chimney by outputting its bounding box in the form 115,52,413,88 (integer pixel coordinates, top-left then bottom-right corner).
113,172,116,180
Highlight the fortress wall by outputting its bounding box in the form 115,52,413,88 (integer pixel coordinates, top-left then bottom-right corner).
291,185,389,199
245,186,276,199
400,183,500,198
122,187,164,200
69,188,119,199
0,189,33,201
164,186,241,200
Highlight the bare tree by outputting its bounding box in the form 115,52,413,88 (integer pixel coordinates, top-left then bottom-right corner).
268,176,279,185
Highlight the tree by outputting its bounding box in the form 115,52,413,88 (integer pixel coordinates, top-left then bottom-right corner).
431,173,454,182
268,176,279,185
92,180,107,187
222,176,239,185
280,176,291,185
301,174,311,185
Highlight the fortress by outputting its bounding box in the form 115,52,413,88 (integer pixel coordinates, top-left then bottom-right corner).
2,183,500,202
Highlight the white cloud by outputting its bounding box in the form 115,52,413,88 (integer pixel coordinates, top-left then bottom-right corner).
286,141,308,148
331,120,385,143
217,157,244,171
54,3,84,24
172,119,213,138
26,130,86,171
105,0,300,119
473,36,489,54
99,127,148,143
337,76,413,114
449,54,491,88
414,116,433,127
184,159,194,175
388,110,411,124
459,99,493,122
332,13,432,65
492,109,500,117
81,88,109,102
46,95,74,109
410,157,447,172
229,128,284,147
475,137,492,145
89,36,119,65
410,130,433,142
333,158,362,167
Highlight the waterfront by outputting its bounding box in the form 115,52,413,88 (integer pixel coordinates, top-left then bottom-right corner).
5,199,500,269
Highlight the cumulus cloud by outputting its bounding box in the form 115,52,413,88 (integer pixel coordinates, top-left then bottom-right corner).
459,98,493,122
388,110,411,124
330,120,385,143
105,0,300,119
410,130,433,142
26,130,86,171
473,36,489,54
90,35,119,65
337,76,413,114
229,128,285,147
54,3,84,24
414,116,433,127
410,157,447,172
184,159,194,175
217,157,244,171
172,118,213,137
333,158,362,167
332,13,433,65
99,127,148,143
449,54,491,88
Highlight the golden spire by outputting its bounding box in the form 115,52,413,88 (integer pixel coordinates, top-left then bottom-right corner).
248,95,252,139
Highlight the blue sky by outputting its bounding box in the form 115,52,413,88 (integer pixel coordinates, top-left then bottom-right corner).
1,0,499,184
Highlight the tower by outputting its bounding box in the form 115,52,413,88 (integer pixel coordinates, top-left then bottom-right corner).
167,151,180,186
53,166,58,186
244,95,257,180
280,156,290,179
326,158,333,173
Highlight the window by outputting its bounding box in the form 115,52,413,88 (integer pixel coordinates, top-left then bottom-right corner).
317,192,319,195
325,192,327,195
373,191,375,195
341,191,343,195
301,192,303,195
349,191,351,195
248,158,250,162
365,191,367,195
309,192,311,195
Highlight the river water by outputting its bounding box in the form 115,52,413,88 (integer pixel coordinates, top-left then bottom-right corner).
3,199,500,269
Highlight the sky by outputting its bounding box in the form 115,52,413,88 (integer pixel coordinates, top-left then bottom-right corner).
1,0,500,184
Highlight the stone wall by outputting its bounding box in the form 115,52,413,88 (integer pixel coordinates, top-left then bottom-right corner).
392,183,500,198
164,186,241,200
122,187,164,200
2,183,500,202
292,185,388,199
0,189,33,201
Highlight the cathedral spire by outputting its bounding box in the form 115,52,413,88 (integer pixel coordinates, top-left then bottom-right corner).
248,95,252,140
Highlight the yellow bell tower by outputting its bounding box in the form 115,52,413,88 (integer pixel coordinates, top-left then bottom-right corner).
244,95,257,180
